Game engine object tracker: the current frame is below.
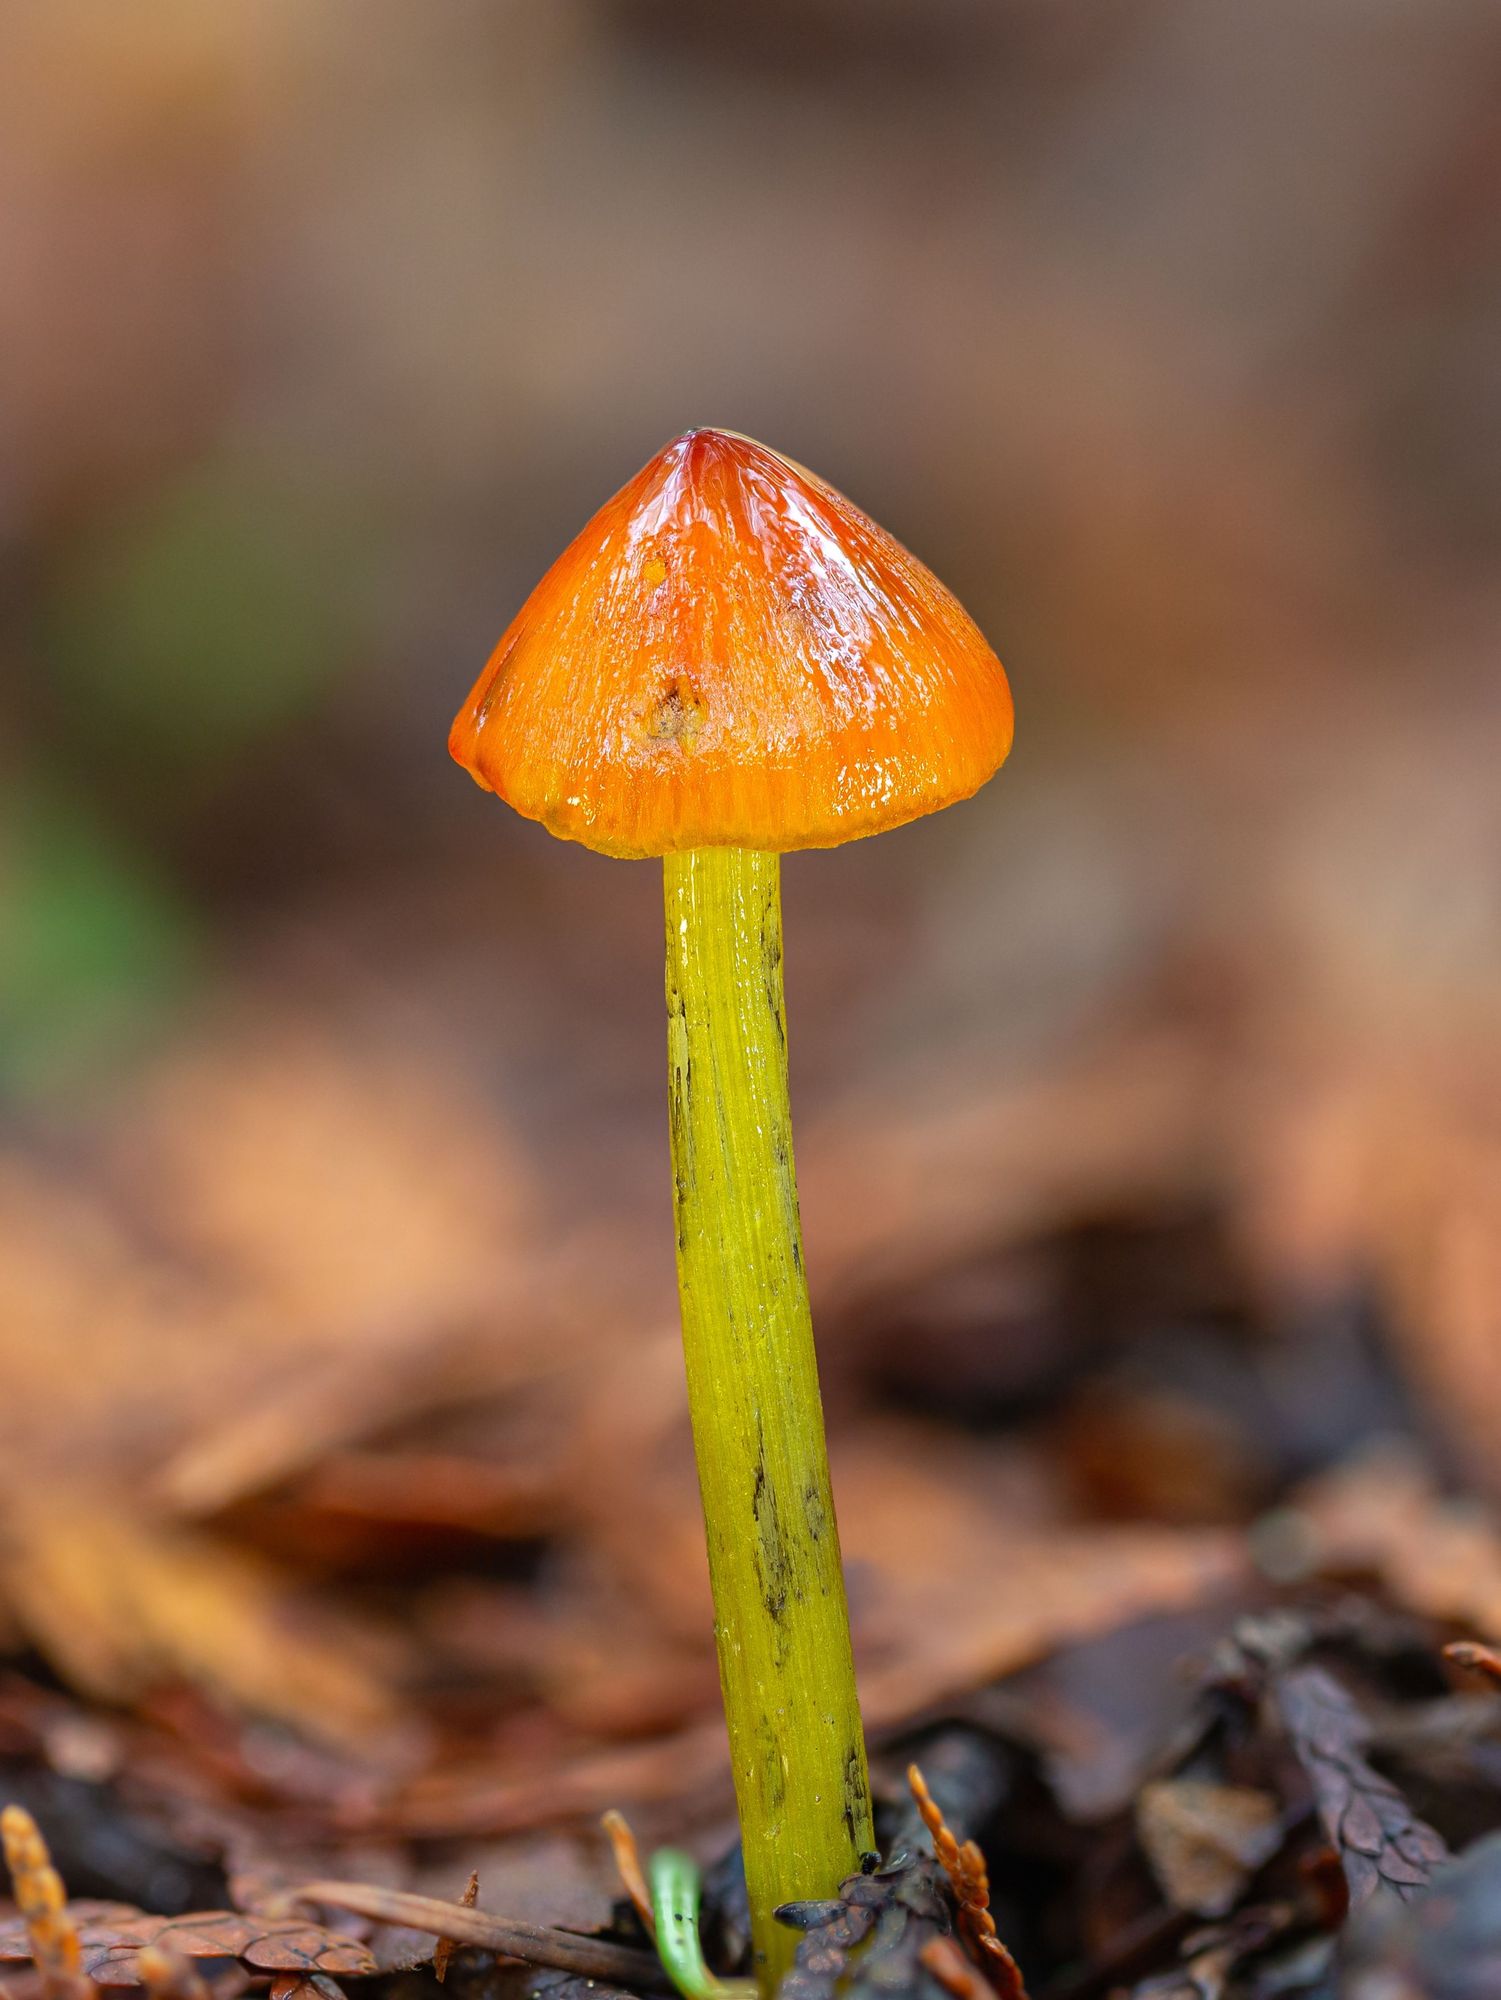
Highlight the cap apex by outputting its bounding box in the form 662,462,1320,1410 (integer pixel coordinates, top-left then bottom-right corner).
449,429,1013,856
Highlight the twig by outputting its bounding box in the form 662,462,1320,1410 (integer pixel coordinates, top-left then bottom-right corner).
294,1880,672,1991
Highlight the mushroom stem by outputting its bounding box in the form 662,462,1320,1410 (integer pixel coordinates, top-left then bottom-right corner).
664,845,873,1992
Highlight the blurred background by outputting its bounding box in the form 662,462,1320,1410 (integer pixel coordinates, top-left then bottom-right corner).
3,0,1501,1935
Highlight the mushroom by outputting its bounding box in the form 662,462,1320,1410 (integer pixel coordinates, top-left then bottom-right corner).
450,429,1013,1988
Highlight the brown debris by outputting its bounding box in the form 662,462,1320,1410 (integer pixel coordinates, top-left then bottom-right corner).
432,1872,480,1985
1135,1781,1284,1919
268,1979,345,2000
1123,1908,1287,2000
600,1811,654,1936
0,1807,92,2000
1445,1640,1501,1688
779,1860,952,2000
1287,1450,1501,1640
919,1936,984,2000
907,1766,1028,1999
292,1880,669,1991
134,1948,211,2000
0,1490,401,1757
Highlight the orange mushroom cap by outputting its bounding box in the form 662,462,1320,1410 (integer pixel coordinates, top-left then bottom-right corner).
449,429,1013,858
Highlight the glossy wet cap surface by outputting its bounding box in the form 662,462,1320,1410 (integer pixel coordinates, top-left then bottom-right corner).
449,429,1013,856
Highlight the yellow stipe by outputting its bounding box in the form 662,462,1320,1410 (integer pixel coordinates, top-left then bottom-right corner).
664,847,872,1991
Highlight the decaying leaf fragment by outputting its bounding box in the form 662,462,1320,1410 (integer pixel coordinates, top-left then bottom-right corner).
1135,1780,1283,1918
1288,1450,1501,1640
0,1486,399,1753
432,1871,480,1984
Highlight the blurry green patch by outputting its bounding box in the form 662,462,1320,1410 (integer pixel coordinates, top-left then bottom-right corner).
0,776,201,1101
40,459,369,782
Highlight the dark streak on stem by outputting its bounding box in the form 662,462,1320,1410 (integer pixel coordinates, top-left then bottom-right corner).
840,1747,866,1847
752,1440,791,1626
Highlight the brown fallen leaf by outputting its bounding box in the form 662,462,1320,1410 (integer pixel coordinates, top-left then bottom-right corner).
385,1718,732,1840
0,1488,402,1755
803,1030,1218,1317
155,1310,570,1528
1237,1045,1501,1503
1287,1448,1501,1639
0,1157,269,1485
1135,1780,1284,1917
858,1519,1248,1729
102,1016,534,1341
